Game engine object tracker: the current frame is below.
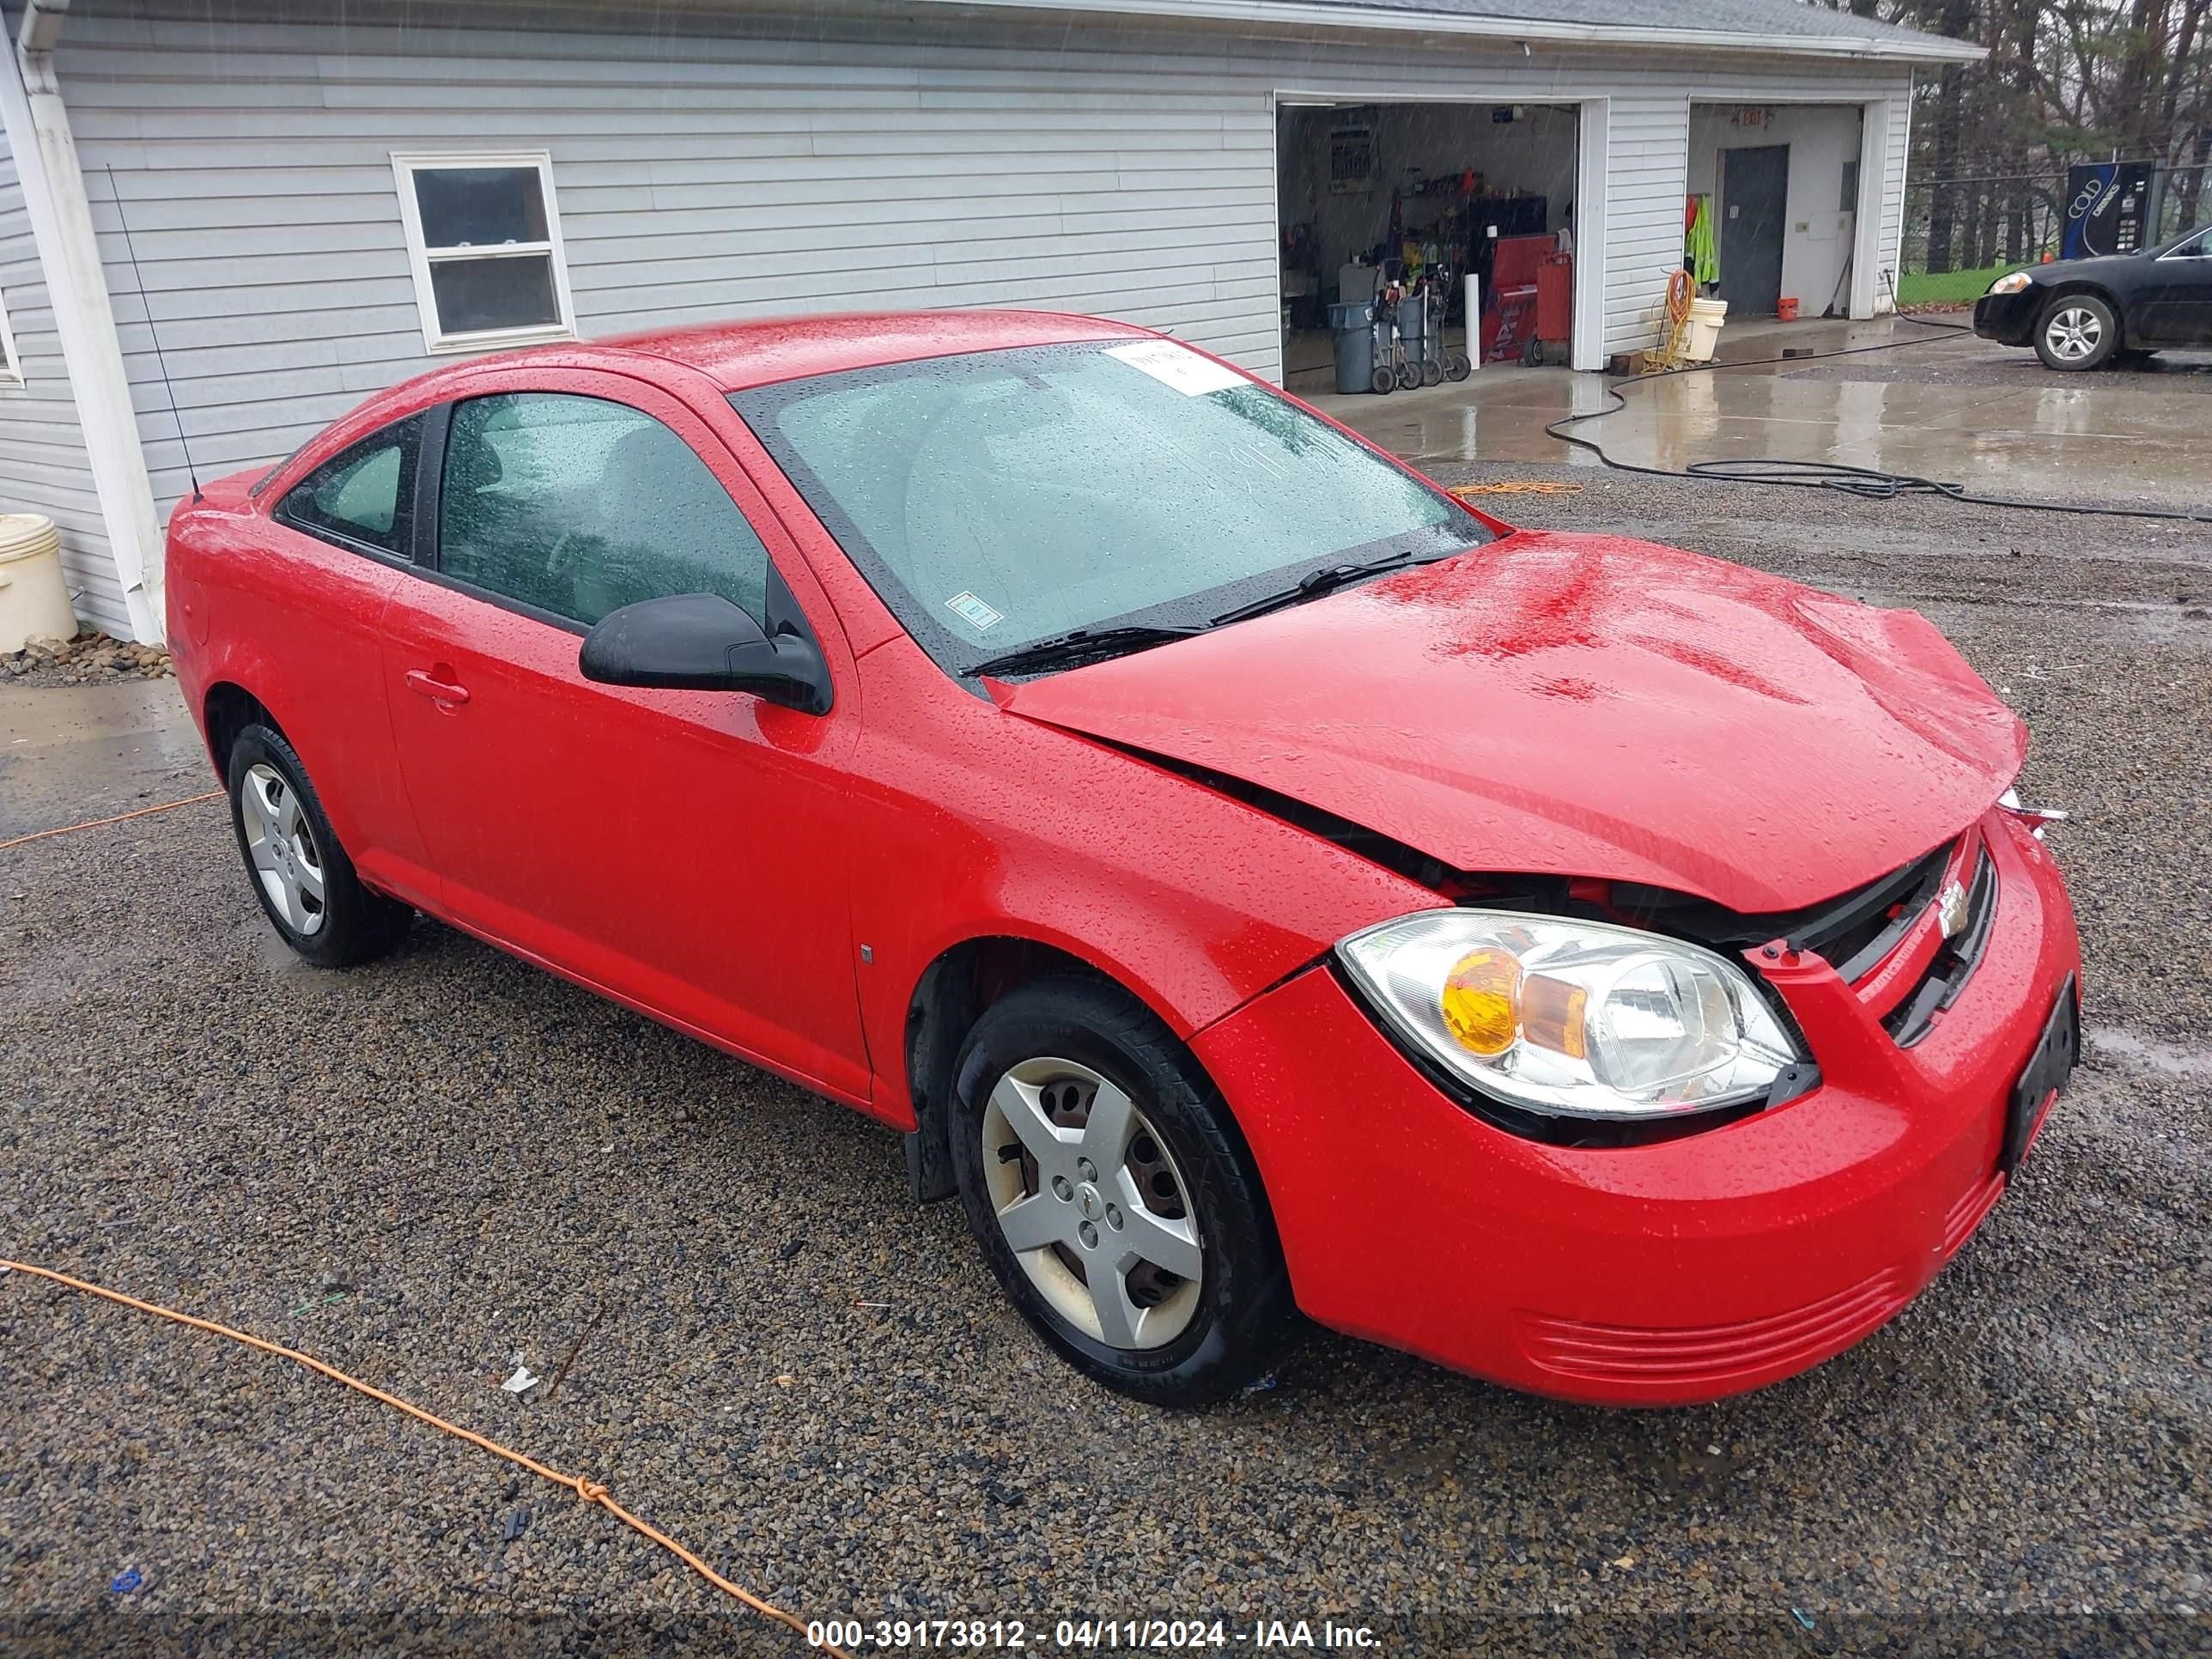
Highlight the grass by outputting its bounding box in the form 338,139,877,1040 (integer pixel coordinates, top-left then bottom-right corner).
1893,263,2021,307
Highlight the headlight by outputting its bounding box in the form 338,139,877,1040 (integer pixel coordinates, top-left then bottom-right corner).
1986,270,2033,295
1336,910,1804,1121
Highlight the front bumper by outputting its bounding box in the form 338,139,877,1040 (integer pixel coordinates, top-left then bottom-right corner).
1192,810,2080,1405
1972,289,2041,345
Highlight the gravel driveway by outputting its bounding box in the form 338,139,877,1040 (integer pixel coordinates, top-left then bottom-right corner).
3,471,2206,1656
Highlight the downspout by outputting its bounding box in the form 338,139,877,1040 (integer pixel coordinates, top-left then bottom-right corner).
1,0,166,642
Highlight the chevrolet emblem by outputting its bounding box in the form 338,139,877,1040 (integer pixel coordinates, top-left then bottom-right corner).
1937,878,1972,940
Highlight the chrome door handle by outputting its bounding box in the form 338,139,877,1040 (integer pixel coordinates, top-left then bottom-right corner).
404,668,471,707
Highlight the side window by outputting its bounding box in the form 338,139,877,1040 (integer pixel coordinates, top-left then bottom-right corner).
276,416,422,556
437,392,770,629
0,284,23,387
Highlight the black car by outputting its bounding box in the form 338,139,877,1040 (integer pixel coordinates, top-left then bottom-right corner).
1973,225,2212,370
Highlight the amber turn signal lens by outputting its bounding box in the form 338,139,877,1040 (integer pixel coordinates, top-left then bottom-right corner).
1520,972,1589,1060
1441,948,1522,1055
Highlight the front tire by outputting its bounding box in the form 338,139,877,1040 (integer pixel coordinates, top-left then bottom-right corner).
226,723,411,967
2034,294,2119,370
949,977,1298,1407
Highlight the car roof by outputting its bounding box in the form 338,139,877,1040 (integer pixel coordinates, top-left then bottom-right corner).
607,308,1149,391
261,309,1164,499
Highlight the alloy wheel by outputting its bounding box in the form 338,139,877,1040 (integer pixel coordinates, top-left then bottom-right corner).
240,762,327,936
2045,305,2103,362
980,1056,1202,1350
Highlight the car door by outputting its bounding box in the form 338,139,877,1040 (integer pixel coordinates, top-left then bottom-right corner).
379,374,872,1101
256,413,440,901
2133,230,2212,344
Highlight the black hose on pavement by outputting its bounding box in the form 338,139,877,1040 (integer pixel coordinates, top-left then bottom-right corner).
1541,309,2212,526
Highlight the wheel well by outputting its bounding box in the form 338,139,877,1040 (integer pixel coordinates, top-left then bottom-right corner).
2038,283,2124,333
203,683,281,777
901,936,1105,1202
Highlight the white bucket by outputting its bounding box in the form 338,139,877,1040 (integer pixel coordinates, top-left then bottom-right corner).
0,514,79,654
1682,296,1729,363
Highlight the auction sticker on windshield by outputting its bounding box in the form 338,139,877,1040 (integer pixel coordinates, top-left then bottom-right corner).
945,590,1005,631
1103,338,1245,396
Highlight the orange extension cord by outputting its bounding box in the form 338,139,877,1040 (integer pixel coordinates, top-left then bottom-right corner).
3,1260,850,1657
0,790,222,855
1446,481,1583,496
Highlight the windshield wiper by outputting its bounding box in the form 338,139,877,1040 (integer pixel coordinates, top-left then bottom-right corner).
966,623,1203,679
1209,550,1455,629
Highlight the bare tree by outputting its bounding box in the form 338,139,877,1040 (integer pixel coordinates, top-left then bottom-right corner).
1808,0,2212,261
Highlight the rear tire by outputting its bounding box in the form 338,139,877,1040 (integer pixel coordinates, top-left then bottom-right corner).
2033,293,2118,371
226,724,411,968
949,976,1299,1407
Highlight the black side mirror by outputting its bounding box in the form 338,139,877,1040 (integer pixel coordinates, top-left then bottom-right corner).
579,593,831,714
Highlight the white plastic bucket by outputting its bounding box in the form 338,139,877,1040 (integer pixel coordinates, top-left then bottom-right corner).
1682,297,1729,363
0,514,79,654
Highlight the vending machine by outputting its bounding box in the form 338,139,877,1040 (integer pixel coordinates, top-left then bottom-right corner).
2062,162,2155,259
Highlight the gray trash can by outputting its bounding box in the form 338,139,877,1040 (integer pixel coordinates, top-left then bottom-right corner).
1329,301,1376,394
1395,294,1427,347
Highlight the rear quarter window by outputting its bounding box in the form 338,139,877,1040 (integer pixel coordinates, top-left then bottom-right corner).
276,415,424,558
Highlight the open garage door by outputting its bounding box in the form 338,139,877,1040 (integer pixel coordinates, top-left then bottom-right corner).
1689,103,1869,320
1275,100,1586,396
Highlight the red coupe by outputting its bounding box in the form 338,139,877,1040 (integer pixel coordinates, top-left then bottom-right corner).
166,311,2081,1407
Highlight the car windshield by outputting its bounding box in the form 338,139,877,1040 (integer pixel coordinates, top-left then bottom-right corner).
730,339,1490,673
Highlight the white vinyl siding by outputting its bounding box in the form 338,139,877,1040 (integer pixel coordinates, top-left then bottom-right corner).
1877,93,1911,295
1601,94,1695,356
0,144,121,636
52,3,1917,529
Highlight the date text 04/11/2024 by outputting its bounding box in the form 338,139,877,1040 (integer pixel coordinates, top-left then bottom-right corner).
805,1619,1382,1650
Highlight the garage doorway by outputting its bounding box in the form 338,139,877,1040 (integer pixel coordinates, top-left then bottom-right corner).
1274,100,1584,394
1689,104,1869,321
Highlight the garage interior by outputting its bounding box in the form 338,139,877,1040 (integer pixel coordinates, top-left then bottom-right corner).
1276,100,1579,393
1687,103,1869,321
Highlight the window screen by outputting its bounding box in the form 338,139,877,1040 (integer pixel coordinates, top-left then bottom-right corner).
411,167,550,248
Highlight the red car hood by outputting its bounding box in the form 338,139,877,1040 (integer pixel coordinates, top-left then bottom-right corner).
1002,530,2025,914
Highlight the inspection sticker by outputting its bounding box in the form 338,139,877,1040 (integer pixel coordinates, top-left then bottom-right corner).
1103,338,1245,397
945,590,1005,632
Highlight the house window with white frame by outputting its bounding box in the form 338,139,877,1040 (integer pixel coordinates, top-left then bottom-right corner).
392,152,576,354
0,287,23,387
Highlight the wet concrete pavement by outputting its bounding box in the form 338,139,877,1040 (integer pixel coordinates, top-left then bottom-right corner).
0,678,206,842
1303,316,2212,513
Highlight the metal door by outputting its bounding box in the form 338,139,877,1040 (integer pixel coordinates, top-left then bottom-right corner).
1720,145,1790,317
